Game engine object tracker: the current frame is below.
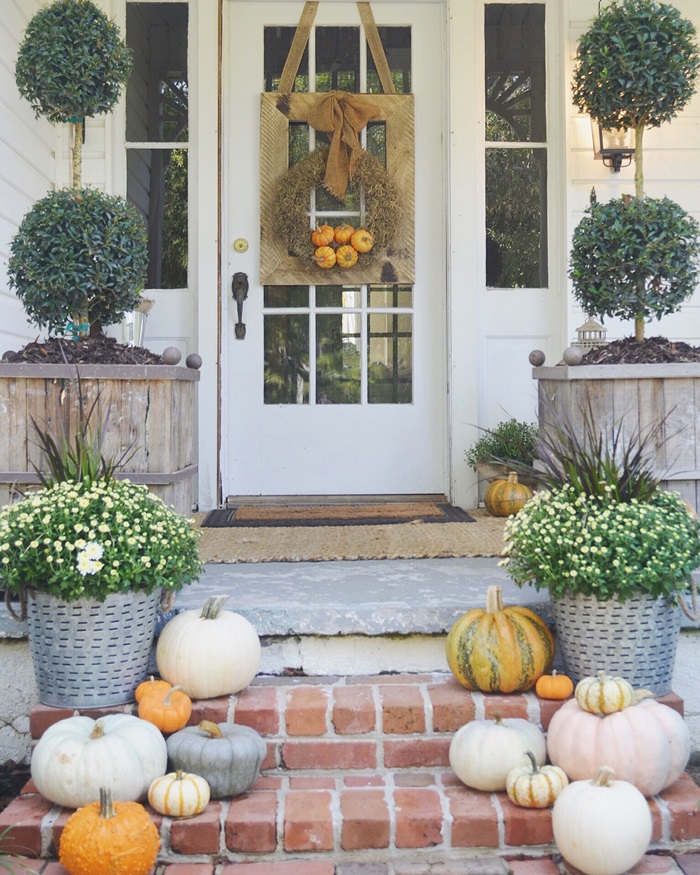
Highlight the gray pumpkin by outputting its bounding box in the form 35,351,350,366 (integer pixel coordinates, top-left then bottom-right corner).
166,720,267,798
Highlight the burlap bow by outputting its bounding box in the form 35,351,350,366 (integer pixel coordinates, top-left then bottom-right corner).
303,91,381,201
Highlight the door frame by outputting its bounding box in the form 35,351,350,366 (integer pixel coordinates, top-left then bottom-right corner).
218,0,451,502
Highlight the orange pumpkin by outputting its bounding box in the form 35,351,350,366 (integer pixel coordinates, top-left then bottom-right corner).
313,245,337,269
484,471,532,517
59,787,159,875
138,684,193,734
535,669,574,700
351,228,375,252
334,223,355,244
135,675,172,703
311,224,334,246
336,244,359,269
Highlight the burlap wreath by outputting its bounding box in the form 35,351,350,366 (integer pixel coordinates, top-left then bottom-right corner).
275,146,402,260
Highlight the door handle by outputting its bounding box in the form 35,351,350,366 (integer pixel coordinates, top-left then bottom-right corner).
232,272,249,339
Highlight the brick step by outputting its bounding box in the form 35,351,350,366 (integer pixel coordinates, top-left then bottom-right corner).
2,673,699,871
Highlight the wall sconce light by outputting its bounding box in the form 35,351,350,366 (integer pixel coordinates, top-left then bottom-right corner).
590,120,634,173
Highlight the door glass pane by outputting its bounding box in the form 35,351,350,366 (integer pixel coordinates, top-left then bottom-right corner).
368,313,412,404
126,4,188,143
369,284,412,308
316,314,362,404
486,147,548,288
316,27,359,92
485,5,546,142
264,315,310,404
264,286,309,308
316,286,362,308
265,27,309,92
367,27,411,94
127,148,188,289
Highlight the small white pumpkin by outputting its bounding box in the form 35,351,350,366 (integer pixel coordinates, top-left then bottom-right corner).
547,697,690,796
31,713,167,808
575,672,634,714
448,716,546,791
552,766,652,875
506,750,569,808
148,770,210,818
156,595,261,698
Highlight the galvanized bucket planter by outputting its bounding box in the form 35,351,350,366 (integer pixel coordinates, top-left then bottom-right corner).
550,591,681,696
26,589,161,707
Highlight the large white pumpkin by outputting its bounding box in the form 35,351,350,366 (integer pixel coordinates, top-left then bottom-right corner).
547,697,690,796
552,766,652,875
156,595,261,698
31,713,167,808
449,716,546,791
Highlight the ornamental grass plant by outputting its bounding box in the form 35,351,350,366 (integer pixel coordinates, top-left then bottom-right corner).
499,397,700,603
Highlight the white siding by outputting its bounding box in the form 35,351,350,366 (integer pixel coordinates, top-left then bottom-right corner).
0,0,57,354
566,0,700,346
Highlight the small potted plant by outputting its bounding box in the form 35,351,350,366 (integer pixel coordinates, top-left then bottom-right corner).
499,398,700,695
465,418,538,502
0,400,202,709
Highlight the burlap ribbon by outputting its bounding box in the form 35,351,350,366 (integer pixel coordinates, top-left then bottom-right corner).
303,91,381,201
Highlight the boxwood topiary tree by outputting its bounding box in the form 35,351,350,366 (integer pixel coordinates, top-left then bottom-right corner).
570,0,700,341
15,0,132,187
8,187,148,337
12,0,146,338
570,195,700,339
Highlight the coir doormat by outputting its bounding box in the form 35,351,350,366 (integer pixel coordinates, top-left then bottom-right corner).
202,502,475,528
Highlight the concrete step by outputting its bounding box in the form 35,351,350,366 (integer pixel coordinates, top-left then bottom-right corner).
2,674,700,872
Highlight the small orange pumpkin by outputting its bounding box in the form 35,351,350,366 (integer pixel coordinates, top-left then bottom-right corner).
138,684,193,734
311,224,334,246
59,787,159,875
313,245,337,269
334,223,355,244
336,244,359,269
351,228,375,253
135,675,172,703
484,471,532,517
535,669,574,700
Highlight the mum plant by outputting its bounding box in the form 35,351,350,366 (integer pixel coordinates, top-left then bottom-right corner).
499,399,700,604
0,477,201,604
569,0,700,341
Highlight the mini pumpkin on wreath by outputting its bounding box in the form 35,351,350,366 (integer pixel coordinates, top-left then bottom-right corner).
275,146,401,270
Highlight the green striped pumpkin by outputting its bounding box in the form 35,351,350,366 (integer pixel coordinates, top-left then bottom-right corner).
446,585,554,693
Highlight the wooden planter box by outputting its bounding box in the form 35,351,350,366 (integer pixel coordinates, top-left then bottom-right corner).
534,362,700,513
0,363,199,517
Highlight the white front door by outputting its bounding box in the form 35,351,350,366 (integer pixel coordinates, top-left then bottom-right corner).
222,1,446,498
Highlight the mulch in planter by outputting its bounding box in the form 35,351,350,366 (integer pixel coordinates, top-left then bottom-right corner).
2,335,161,366
582,336,700,365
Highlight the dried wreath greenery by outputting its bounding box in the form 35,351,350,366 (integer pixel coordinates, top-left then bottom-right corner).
275,147,402,260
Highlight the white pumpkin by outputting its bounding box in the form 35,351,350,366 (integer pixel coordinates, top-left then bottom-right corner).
552,766,652,875
156,595,261,698
448,716,546,791
148,770,211,817
574,672,634,714
31,713,167,808
547,697,690,796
